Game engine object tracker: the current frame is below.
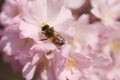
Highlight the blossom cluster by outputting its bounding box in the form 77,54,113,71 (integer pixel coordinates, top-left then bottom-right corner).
0,0,120,80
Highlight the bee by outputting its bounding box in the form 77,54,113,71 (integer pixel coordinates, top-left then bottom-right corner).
41,24,65,46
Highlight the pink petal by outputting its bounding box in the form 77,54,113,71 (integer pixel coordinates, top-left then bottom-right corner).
31,54,40,65
61,44,73,58
61,0,86,9
63,26,76,39
19,21,40,41
71,53,92,69
54,53,66,75
46,63,57,80
29,43,45,57
16,0,28,6
47,0,61,22
93,54,113,68
27,0,47,23
52,7,74,32
21,0,47,24
22,62,37,80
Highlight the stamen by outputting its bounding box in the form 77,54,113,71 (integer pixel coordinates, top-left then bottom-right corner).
20,38,32,49
112,41,120,53
66,57,78,70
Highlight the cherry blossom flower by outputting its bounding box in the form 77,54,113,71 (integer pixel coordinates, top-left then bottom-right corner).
1,0,120,80
56,45,92,80
18,0,74,42
99,31,120,80
91,0,120,26
20,13,93,80
14,2,93,79
0,24,34,71
88,21,120,80
22,43,92,80
0,0,22,27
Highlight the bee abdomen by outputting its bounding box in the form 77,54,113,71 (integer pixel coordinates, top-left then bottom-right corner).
52,35,65,46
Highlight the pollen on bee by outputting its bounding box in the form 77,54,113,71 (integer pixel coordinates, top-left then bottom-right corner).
41,22,48,26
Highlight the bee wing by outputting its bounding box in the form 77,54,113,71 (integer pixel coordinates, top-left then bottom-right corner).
53,30,70,44
52,25,75,43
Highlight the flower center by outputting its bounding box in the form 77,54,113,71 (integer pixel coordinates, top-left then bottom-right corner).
103,12,115,22
111,40,120,53
66,57,78,70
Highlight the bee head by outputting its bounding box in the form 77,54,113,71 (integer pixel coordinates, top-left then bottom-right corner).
42,25,49,31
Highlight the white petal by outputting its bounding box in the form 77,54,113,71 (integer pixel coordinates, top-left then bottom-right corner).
22,62,36,80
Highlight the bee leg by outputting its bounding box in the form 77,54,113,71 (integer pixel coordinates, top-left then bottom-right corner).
41,38,48,41
46,50,52,55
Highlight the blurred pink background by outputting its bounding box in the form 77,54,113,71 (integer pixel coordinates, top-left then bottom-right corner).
0,0,24,80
